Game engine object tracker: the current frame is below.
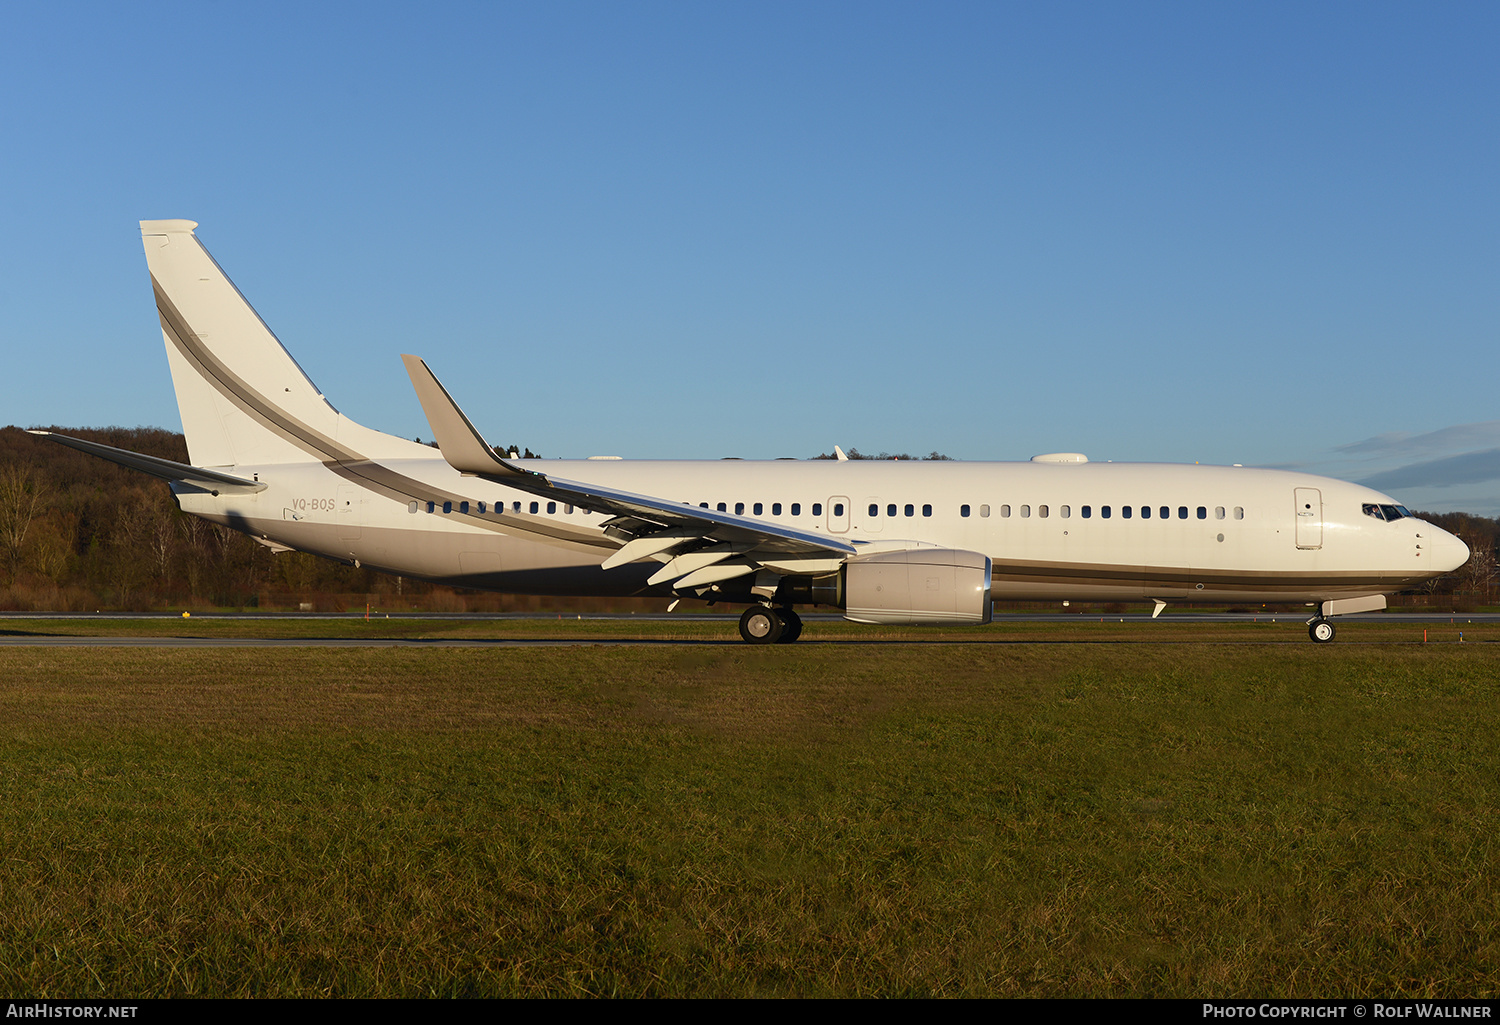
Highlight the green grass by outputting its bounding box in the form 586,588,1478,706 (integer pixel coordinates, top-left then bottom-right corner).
0,642,1497,996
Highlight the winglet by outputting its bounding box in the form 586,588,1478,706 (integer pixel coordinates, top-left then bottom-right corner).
401,354,544,482
834,445,849,462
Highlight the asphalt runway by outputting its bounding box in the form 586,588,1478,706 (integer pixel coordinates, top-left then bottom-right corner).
0,635,675,647
3,611,1498,623
0,611,1493,647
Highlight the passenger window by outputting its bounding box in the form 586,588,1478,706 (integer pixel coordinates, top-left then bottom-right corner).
1140,506,1149,519
1215,507,1225,519
1038,505,1048,518
1234,507,1244,519
529,501,539,514
443,501,452,514
961,504,970,518
979,504,990,517
922,504,932,517
904,504,914,517
460,501,469,514
1061,505,1070,518
753,502,762,515
1178,506,1188,519
1122,506,1131,519
887,504,897,517
717,502,726,512
408,501,419,514
700,502,709,509
773,503,782,516
565,504,574,514
1102,506,1111,519
832,503,842,516
1159,506,1169,519
1197,506,1207,519
869,504,879,517
1021,505,1031,518
477,501,486,514
1081,505,1091,518
1000,504,1011,517
426,501,435,514
735,502,745,515
547,501,557,514
792,503,801,515
813,503,823,516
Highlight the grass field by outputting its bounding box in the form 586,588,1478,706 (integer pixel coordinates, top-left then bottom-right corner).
1,625,1496,996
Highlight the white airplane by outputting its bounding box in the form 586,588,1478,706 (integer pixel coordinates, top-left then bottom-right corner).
35,220,1470,643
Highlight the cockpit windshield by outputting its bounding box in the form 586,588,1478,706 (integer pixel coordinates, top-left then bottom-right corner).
1363,503,1413,522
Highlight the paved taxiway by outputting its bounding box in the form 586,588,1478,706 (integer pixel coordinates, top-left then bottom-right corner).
4,611,1497,623
1,612,1494,646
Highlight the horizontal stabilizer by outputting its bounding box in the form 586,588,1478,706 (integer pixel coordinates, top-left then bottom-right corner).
28,431,267,494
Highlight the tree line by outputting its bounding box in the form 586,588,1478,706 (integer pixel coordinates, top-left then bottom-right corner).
0,426,1493,611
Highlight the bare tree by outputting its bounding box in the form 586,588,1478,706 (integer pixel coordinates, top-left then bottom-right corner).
27,514,75,581
140,493,178,589
178,514,209,598
0,465,48,579
1459,527,1496,598
106,494,151,608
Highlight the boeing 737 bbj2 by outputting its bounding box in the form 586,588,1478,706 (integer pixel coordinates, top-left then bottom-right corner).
34,220,1470,643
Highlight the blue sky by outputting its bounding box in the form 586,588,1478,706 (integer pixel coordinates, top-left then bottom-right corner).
3,2,1497,513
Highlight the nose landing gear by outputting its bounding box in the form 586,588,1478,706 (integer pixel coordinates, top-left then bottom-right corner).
1308,618,1336,643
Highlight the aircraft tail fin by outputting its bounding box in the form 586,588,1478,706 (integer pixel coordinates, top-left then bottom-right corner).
141,220,372,467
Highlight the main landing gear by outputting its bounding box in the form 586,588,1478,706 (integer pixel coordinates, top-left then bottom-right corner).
738,605,803,644
1308,618,1336,643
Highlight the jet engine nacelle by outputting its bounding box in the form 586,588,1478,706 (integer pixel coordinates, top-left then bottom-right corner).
841,548,993,626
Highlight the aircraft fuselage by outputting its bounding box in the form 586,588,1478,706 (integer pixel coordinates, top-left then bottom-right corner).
174,455,1462,605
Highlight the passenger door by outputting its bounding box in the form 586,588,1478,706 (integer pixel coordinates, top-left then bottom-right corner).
1294,488,1322,549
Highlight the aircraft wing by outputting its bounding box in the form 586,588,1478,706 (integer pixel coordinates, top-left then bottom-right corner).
402,355,856,590
28,432,268,494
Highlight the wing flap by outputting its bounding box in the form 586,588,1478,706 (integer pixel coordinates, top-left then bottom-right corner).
600,529,703,570
672,560,761,589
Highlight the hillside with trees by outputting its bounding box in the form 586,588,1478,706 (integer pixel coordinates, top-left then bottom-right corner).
0,426,1493,612
0,427,568,612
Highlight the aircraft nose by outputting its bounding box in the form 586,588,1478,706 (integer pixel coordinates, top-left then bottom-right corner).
1430,529,1470,573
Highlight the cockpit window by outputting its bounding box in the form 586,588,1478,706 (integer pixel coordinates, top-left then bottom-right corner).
1363,503,1386,521
1364,503,1413,522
